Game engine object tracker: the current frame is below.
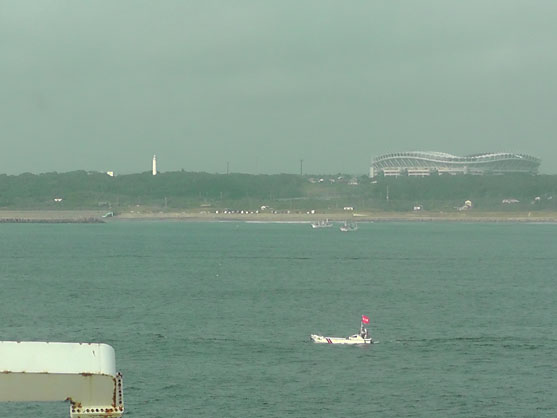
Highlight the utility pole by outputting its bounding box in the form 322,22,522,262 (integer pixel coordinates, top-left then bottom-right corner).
300,159,304,176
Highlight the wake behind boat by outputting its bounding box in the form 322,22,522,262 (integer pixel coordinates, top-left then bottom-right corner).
310,315,374,345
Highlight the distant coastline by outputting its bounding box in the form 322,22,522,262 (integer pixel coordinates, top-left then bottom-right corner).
2,210,557,223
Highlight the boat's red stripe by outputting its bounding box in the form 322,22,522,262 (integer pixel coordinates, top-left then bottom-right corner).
326,338,332,344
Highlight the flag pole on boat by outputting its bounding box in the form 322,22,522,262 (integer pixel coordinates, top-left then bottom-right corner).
360,314,370,338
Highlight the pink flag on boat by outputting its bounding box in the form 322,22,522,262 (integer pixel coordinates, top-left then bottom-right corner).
361,315,370,324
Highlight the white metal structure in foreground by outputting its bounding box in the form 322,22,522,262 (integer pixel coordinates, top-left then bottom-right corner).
0,341,124,417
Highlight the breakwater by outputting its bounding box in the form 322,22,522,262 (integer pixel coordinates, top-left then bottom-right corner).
0,217,104,224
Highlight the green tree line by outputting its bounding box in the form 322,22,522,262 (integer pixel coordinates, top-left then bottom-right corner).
0,171,556,211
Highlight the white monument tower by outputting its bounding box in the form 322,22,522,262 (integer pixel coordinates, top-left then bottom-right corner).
152,154,157,175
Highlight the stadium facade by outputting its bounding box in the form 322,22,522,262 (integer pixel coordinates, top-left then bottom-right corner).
370,152,540,177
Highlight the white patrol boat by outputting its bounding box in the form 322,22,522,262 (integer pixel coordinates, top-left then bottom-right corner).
311,316,373,345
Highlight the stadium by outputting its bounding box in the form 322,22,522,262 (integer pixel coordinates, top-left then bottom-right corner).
370,152,540,177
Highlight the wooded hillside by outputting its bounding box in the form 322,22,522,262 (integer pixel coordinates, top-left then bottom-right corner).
0,171,555,212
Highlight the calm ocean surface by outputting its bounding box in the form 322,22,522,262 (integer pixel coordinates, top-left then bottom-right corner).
0,221,555,417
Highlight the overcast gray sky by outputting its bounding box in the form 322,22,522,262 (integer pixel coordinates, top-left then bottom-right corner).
1,1,556,175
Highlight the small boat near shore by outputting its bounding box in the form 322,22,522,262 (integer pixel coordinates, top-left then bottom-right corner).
311,315,373,345
311,219,333,228
339,221,358,232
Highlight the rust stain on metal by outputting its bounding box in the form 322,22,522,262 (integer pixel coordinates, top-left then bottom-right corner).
65,397,82,407
80,372,93,377
111,376,117,407
63,375,123,416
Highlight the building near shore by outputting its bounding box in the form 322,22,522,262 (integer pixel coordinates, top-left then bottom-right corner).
370,152,540,177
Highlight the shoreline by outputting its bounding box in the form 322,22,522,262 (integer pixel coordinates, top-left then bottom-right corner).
2,209,557,223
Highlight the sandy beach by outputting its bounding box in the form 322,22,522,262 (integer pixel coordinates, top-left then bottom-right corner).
2,209,557,223
115,210,557,223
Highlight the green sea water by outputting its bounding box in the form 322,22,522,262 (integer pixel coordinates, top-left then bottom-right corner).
0,221,555,417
